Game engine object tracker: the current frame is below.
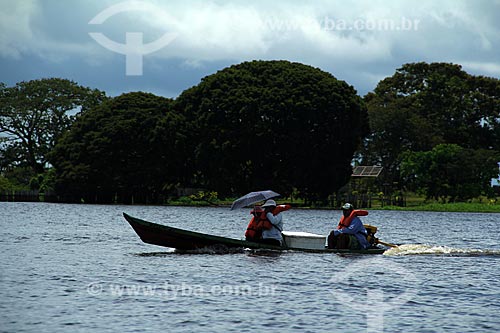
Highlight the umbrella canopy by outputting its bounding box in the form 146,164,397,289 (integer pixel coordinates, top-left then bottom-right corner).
230,190,280,210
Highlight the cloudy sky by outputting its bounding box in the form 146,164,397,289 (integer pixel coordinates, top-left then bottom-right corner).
1,0,499,98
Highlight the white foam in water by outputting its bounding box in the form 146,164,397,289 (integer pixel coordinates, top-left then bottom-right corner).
384,244,500,256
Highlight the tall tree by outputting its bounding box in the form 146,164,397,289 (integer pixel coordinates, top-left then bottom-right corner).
0,78,106,174
361,62,500,181
176,60,368,201
50,92,183,203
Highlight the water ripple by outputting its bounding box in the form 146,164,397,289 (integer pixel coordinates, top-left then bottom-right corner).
1,203,500,333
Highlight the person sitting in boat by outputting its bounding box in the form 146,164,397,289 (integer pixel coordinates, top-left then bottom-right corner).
245,201,291,244
327,203,370,250
245,206,270,242
260,199,286,246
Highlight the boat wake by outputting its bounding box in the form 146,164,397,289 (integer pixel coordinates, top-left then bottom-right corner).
383,244,500,256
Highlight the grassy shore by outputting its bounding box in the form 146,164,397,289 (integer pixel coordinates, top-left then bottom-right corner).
168,195,500,213
377,202,500,213
374,193,500,213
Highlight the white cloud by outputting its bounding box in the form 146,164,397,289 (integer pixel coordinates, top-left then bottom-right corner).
1,0,498,94
3,0,498,65
462,62,500,78
138,1,402,65
126,0,500,71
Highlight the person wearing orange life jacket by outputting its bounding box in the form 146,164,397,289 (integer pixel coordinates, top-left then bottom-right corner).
245,201,291,244
245,206,271,242
337,207,368,229
327,203,370,250
260,199,287,246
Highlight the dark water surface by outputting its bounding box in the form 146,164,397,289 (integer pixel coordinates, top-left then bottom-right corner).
1,202,499,332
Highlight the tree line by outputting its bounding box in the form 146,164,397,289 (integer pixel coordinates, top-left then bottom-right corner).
1,61,499,204
360,62,500,201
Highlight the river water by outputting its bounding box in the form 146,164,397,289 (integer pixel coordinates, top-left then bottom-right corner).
1,202,499,332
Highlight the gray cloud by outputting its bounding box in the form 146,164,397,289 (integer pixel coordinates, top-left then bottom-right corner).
1,0,499,96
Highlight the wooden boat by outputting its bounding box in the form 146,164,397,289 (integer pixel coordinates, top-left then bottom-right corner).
123,213,387,254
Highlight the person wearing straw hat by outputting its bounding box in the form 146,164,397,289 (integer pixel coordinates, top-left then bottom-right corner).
260,199,284,246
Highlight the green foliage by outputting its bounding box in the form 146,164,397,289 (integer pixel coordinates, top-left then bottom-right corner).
361,62,500,182
0,78,106,174
0,175,25,192
176,60,368,202
50,92,182,203
0,166,35,191
5,61,498,205
0,167,54,193
189,191,219,204
400,144,499,202
28,169,56,192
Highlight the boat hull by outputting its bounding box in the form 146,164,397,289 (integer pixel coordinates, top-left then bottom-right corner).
123,213,386,254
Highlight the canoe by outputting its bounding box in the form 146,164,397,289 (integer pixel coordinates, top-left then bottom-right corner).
123,213,387,254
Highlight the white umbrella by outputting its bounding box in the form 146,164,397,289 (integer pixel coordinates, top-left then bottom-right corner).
230,190,280,210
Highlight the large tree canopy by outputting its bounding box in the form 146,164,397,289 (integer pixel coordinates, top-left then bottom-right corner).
50,92,182,203
0,78,106,174
176,60,368,201
361,62,500,180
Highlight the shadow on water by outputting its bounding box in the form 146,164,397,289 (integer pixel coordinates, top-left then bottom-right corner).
132,247,284,257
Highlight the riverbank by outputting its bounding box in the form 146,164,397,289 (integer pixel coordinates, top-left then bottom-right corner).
376,202,500,213
2,193,499,213
167,196,500,213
